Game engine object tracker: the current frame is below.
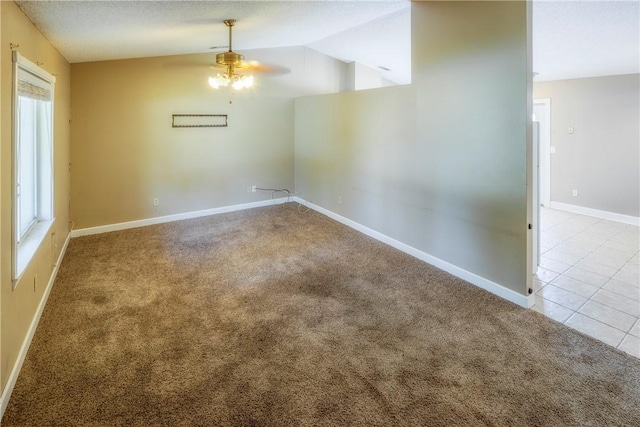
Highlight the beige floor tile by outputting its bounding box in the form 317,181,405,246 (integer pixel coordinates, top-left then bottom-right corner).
611,231,640,241
627,254,640,266
582,253,628,270
563,267,609,287
602,280,640,301
578,300,636,333
629,319,640,338
539,257,571,274
537,208,639,355
589,221,629,234
572,216,602,227
532,296,574,323
621,262,640,274
582,228,619,240
543,249,582,266
540,235,565,248
613,269,640,287
601,239,639,255
534,267,559,284
592,289,640,317
553,242,593,259
540,245,552,254
617,334,640,358
565,237,601,252
575,259,619,278
551,275,600,299
594,246,635,263
565,313,626,347
539,285,588,311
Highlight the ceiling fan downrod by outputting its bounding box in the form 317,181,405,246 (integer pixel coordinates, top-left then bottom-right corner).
224,19,235,52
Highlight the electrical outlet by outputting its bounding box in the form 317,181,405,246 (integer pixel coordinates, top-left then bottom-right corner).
153,198,159,206
252,185,257,193
572,189,578,197
338,196,343,205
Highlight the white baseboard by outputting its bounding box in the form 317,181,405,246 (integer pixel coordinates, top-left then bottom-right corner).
70,198,288,238
294,197,533,309
548,202,640,226
0,233,71,420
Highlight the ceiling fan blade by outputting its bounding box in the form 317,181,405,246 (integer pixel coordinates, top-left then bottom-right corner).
209,61,290,76
241,60,291,75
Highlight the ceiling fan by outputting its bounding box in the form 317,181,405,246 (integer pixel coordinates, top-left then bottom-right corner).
208,19,259,90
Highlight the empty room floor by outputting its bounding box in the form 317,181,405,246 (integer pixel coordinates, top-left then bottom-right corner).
533,207,639,358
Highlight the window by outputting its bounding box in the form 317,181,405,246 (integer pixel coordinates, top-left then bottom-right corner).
12,52,55,286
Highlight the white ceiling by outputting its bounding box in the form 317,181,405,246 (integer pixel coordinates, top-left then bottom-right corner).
533,0,639,81
14,0,640,85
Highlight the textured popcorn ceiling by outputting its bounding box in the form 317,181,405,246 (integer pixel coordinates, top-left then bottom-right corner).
533,0,639,81
14,0,640,85
14,0,411,83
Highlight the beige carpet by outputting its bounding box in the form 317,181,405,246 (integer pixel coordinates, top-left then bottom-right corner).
3,203,639,426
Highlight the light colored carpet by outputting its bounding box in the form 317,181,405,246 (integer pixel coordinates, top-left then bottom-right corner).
3,203,639,426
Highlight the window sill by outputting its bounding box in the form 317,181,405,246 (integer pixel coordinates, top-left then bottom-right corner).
14,218,55,287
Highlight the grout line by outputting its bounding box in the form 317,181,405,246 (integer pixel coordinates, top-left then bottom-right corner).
535,207,640,354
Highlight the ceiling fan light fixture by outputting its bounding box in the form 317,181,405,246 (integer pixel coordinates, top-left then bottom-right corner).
208,19,254,91
240,74,254,88
230,74,253,90
209,74,229,89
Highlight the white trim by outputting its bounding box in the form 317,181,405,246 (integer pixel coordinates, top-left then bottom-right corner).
549,201,640,227
70,198,287,238
12,51,56,85
14,219,55,285
0,232,71,420
294,197,534,309
12,51,56,289
533,98,551,207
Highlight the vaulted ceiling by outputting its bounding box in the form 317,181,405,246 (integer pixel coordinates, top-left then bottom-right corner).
15,0,640,85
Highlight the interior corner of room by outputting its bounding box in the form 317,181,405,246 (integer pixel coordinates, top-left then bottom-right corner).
0,0,638,422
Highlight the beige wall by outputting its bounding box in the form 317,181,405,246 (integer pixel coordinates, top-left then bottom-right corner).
534,74,640,217
0,0,532,406
71,47,347,229
1,0,71,394
296,1,530,294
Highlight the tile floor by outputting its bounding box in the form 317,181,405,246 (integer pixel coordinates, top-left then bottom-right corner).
532,207,639,358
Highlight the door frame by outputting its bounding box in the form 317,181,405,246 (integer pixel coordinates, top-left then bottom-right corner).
533,98,551,207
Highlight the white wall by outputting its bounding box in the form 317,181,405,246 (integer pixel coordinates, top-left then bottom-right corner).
295,1,531,296
534,74,640,217
347,62,383,91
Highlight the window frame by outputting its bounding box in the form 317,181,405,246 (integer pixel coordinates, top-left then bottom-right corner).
12,51,56,288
